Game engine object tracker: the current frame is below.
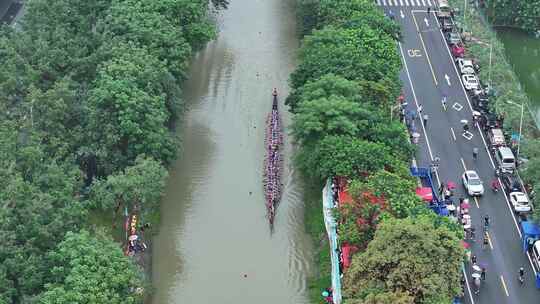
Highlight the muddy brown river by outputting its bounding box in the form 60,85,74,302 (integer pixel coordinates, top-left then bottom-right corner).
150,0,314,303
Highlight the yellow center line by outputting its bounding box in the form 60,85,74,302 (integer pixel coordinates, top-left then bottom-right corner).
487,231,493,249
411,11,438,86
500,275,510,297
460,158,467,171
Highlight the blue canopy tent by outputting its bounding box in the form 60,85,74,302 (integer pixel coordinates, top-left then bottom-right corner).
520,221,540,289
410,166,450,216
521,221,540,252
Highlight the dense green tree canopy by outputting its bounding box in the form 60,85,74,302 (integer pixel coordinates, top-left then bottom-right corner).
135,0,217,49
26,79,86,160
317,0,400,37
296,0,400,36
99,0,193,80
291,95,413,160
88,44,177,172
343,216,463,303
520,138,540,184
290,25,401,90
90,156,168,215
353,291,414,304
366,122,413,161
0,129,85,302
40,230,144,304
291,96,374,143
286,73,363,112
296,135,397,180
19,0,111,85
0,31,37,117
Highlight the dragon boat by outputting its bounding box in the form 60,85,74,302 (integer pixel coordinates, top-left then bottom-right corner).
263,88,284,230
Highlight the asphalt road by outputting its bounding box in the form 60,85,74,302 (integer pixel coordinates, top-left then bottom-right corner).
378,2,540,303
0,0,22,25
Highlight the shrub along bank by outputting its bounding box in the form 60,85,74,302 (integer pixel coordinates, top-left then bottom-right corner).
479,0,540,33
292,0,463,303
0,0,225,302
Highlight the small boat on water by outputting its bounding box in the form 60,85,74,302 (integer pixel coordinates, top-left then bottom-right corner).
263,88,283,229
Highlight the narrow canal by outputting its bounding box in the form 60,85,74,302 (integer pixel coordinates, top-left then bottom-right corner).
150,0,314,303
497,28,540,121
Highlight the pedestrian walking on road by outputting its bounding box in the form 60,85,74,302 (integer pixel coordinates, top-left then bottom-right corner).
418,104,423,115
427,7,431,16
441,94,447,111
473,147,479,160
471,254,477,265
411,109,418,121
431,156,440,169
423,114,429,127
461,119,469,134
481,267,486,281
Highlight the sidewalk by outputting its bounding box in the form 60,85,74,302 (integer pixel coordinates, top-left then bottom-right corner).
322,179,342,304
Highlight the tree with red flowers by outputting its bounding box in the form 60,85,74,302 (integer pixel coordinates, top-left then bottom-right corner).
337,189,388,248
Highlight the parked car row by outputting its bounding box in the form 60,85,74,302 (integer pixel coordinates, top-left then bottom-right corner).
440,11,533,215
455,57,481,92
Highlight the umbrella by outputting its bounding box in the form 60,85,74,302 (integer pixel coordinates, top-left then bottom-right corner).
472,272,481,279
461,241,470,249
416,187,433,202
128,235,138,241
460,202,470,209
447,181,457,189
412,132,421,144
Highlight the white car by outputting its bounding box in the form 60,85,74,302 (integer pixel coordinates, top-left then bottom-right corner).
462,74,479,90
509,192,532,213
456,58,475,74
462,170,484,196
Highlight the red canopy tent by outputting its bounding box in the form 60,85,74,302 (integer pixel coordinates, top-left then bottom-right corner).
341,243,358,271
338,189,353,206
416,187,433,202
336,177,354,206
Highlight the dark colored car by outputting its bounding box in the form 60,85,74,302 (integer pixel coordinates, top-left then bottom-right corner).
479,112,502,131
500,173,522,193
446,32,461,45
472,93,489,111
441,18,453,31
